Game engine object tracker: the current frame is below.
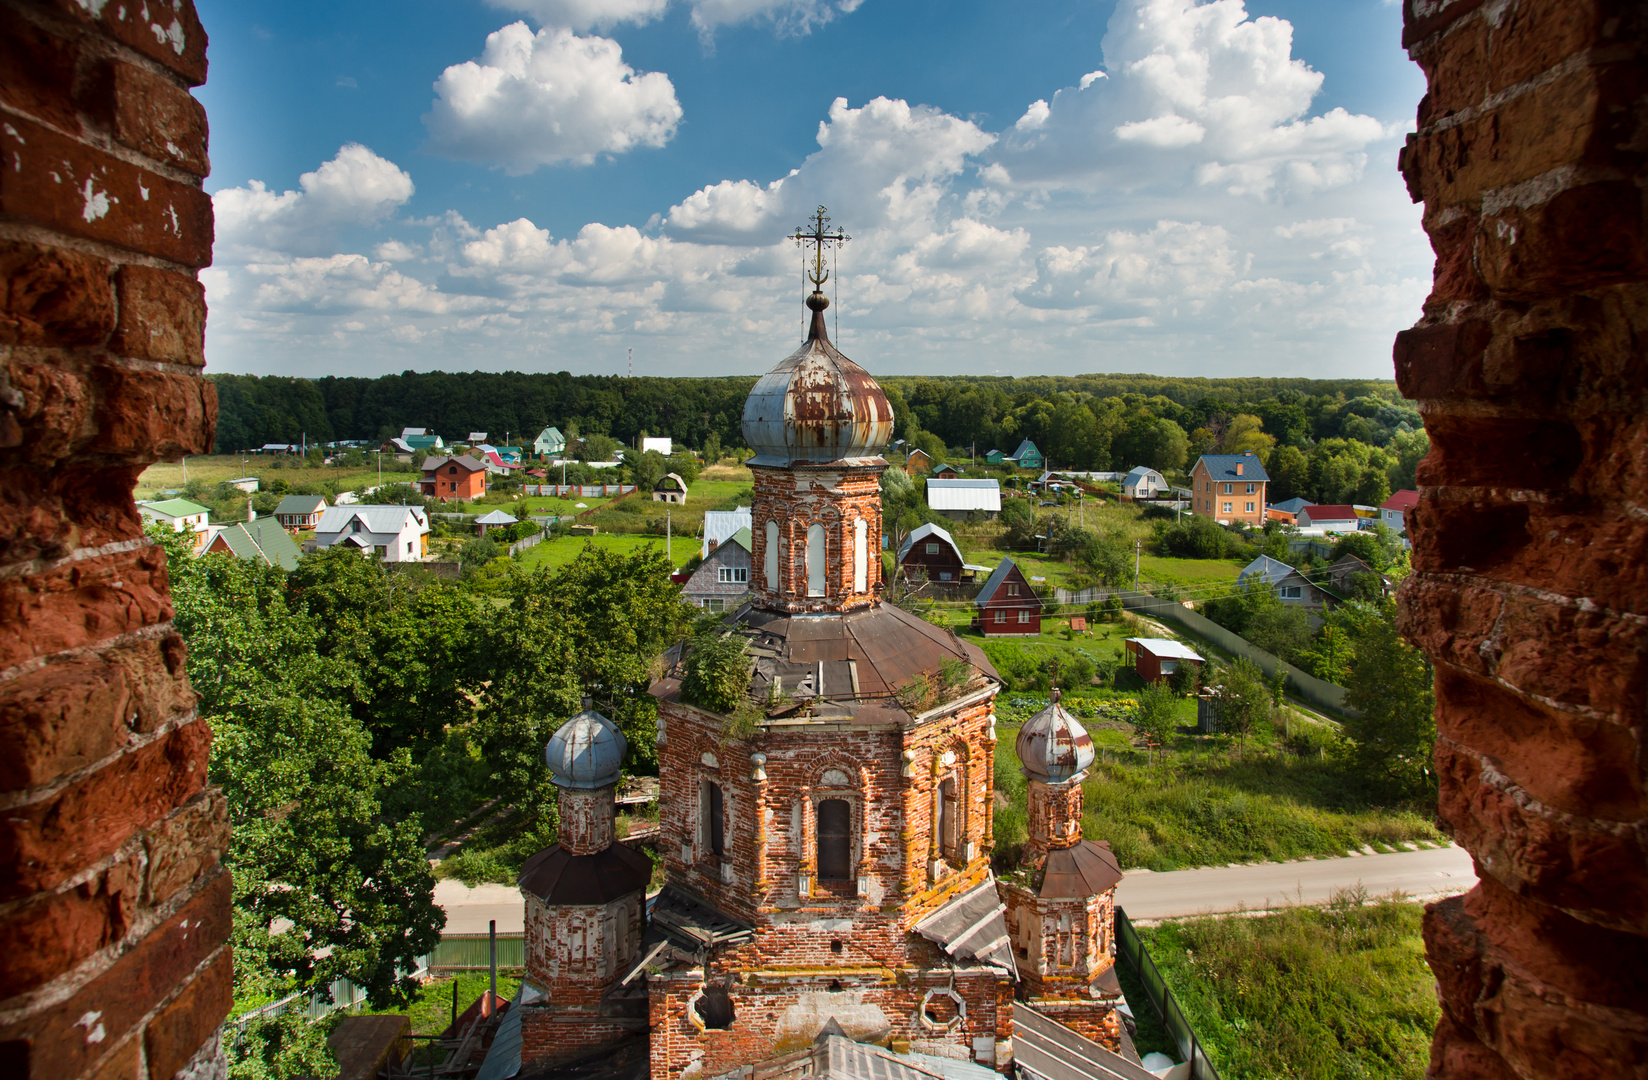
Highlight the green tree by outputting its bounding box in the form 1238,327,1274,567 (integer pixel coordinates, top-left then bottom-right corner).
1267,444,1309,503
1355,465,1391,508
1133,682,1179,764
1340,603,1437,801
1214,658,1270,757
1245,603,1313,664
680,632,754,713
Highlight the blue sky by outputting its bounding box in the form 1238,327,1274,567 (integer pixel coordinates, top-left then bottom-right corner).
197,0,1430,380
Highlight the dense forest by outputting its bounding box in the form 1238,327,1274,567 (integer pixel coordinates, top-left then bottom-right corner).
210,370,1415,471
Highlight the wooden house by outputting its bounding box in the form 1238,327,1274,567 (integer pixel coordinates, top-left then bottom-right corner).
972,558,1041,636
1125,638,1204,684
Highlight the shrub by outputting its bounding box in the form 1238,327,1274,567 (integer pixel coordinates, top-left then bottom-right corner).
679,633,752,714
1160,515,1238,559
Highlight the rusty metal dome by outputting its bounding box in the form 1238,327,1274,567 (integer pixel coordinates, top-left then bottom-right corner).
545,699,626,789
1016,690,1095,783
741,291,894,467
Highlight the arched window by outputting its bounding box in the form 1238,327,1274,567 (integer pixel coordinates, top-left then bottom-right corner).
817,799,850,880
853,518,867,593
806,523,826,597
764,520,779,591
937,777,959,856
701,781,724,857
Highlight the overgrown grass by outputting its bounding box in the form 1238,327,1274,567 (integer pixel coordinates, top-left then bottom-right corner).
355,971,525,1034
509,533,666,572
1138,896,1439,1080
993,712,1443,873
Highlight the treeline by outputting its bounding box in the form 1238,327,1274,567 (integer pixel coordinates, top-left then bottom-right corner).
209,370,1410,463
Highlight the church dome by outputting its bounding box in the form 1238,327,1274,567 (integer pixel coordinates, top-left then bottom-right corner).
741,291,894,467
1016,690,1095,783
545,700,627,790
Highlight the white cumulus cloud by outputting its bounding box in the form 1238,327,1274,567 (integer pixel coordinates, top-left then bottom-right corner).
485,0,669,30
424,22,682,173
213,144,414,259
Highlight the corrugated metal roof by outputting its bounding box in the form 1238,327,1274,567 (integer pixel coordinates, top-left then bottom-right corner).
315,505,428,536
1125,638,1203,662
1014,1004,1159,1080
473,984,525,1080
274,494,326,515
1194,453,1271,483
926,479,1001,512
139,498,210,518
1238,554,1295,587
913,875,1016,975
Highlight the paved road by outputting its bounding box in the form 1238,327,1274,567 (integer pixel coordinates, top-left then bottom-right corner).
1114,844,1476,921
435,846,1477,933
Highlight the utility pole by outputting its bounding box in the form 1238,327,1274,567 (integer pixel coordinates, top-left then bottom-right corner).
1134,538,1142,591
666,507,672,566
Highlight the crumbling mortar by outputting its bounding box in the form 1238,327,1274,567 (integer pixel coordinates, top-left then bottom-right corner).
0,221,200,275
0,534,154,583
0,618,182,685
1411,569,1648,625
0,706,202,812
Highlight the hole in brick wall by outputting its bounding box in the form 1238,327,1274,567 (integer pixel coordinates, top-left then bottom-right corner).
923,994,959,1026
828,980,843,992
695,988,734,1030
830,939,843,954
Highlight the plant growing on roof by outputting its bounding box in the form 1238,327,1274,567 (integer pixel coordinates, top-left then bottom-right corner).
680,631,753,714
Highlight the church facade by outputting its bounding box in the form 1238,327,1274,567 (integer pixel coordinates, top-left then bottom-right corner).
510,214,1128,1080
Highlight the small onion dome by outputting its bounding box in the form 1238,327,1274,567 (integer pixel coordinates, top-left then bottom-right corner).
741,291,894,467
1016,689,1095,783
545,699,627,790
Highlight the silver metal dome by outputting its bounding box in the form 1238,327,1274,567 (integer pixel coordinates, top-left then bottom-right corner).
1016,691,1095,783
741,293,894,468
545,702,627,790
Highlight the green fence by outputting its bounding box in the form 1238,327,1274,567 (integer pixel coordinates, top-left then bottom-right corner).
428,933,525,971
1115,908,1222,1080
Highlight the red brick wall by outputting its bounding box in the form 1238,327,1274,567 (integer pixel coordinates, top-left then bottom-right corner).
1394,2,1648,1077
749,465,883,613
0,2,224,1078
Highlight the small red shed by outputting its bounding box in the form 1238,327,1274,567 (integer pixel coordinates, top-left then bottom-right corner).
1125,638,1205,683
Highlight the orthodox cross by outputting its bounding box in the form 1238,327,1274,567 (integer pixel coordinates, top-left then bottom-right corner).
789,206,850,290
1046,659,1064,694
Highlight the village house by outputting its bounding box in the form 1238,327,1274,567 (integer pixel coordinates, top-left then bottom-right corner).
1237,555,1338,617
312,505,430,562
931,462,964,480
903,446,933,474
201,518,302,571
653,472,689,503
466,431,488,444
534,425,567,458
896,522,987,583
274,493,327,531
1325,553,1388,598
1380,489,1418,533
984,448,1006,465
1124,638,1204,684
973,557,1042,635
680,526,750,610
1121,466,1168,500
1190,453,1268,526
227,476,260,493
1009,439,1044,470
1296,504,1362,531
701,506,752,559
420,454,488,502
138,498,213,549
927,478,1002,520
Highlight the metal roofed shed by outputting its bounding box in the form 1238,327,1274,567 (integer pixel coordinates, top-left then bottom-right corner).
925,478,1001,517
1124,638,1204,685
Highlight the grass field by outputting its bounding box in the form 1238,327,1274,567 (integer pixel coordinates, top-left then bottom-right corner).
1137,897,1439,1080
509,533,669,572
135,454,395,500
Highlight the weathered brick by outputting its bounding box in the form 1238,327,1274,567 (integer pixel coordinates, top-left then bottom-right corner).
1401,0,1488,50
90,363,216,459
48,0,210,87
144,789,227,906
0,114,213,268
0,718,210,902
1477,181,1647,297
0,464,147,567
110,265,207,366
0,869,230,1080
144,946,231,1080
0,854,141,996
1392,319,1492,399
0,4,82,135
0,241,116,348
96,60,211,175
2,350,96,466
0,546,174,670
86,1035,141,1080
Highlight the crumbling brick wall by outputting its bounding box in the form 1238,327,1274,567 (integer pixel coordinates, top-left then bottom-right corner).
1394,1,1648,1076
0,1,224,1078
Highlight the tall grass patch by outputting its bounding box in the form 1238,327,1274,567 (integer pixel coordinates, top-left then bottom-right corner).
1139,895,1439,1080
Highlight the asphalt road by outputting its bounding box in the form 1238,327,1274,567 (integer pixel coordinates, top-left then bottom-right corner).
435,845,1477,933
1113,844,1476,921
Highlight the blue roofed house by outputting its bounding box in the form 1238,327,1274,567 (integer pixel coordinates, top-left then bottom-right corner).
1190,452,1270,526
1009,439,1043,469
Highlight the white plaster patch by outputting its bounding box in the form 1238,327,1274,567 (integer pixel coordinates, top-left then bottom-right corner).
775,991,889,1047
80,179,113,222
138,181,150,201
76,1011,106,1044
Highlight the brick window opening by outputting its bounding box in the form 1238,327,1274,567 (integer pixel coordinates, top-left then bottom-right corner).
923,994,959,1026
830,940,843,955
828,979,843,992
695,988,734,1030
937,778,959,857
817,798,850,880
701,781,724,857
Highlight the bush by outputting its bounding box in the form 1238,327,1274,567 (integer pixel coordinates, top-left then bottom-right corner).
1160,514,1239,559
679,633,752,714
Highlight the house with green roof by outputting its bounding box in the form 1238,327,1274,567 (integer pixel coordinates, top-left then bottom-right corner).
202,518,302,572
138,499,212,549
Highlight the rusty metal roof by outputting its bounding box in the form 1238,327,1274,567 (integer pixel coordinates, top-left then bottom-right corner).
912,875,1016,976
741,306,894,468
1038,840,1123,900
517,842,652,905
1016,693,1095,783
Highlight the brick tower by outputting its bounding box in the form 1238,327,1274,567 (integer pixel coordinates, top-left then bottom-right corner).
515,700,653,1065
639,209,1014,1080
997,691,1124,1047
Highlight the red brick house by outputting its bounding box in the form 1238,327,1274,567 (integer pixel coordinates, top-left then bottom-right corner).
973,557,1042,636
420,454,487,502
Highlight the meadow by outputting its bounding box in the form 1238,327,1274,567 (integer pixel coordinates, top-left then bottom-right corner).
1136,896,1440,1080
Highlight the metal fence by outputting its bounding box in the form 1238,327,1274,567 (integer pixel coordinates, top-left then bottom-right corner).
429,933,525,971
1115,907,1222,1080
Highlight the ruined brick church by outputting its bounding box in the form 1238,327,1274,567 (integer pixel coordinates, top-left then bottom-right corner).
503,214,1132,1080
